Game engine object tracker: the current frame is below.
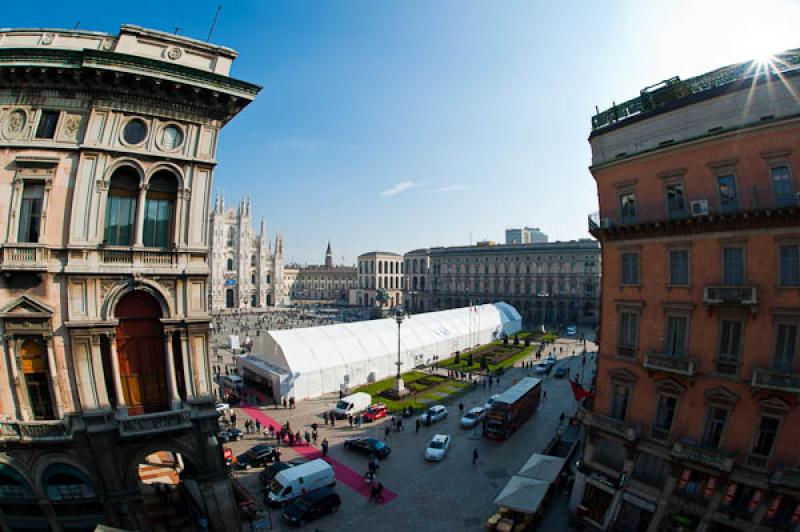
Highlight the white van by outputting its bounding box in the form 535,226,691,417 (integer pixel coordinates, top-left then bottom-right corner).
268,459,335,505
334,392,372,419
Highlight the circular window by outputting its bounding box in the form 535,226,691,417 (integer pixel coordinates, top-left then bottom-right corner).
123,119,147,145
160,125,184,150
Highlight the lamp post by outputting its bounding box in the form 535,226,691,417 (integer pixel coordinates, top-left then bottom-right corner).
392,307,409,397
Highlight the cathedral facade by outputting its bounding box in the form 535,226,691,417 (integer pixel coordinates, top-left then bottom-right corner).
209,195,285,310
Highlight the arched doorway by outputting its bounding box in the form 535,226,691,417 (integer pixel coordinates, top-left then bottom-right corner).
136,450,205,531
225,289,235,308
20,338,56,420
42,463,105,531
115,291,169,415
0,463,48,530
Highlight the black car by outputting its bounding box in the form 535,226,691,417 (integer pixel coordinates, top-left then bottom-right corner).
259,462,293,485
343,437,391,458
282,487,341,527
217,428,244,443
236,444,281,469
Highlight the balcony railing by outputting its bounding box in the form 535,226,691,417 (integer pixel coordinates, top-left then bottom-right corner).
101,249,133,264
751,367,800,394
0,244,49,271
744,453,770,471
671,440,735,472
703,286,757,306
101,249,178,266
582,409,639,441
772,465,800,489
0,420,72,442
118,409,191,437
644,352,698,377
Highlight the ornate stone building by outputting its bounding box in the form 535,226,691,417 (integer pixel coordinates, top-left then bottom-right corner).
350,251,404,308
0,25,258,531
209,194,285,310
404,240,600,325
283,243,357,302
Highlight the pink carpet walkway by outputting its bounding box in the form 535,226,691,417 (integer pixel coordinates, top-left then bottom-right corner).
239,392,397,505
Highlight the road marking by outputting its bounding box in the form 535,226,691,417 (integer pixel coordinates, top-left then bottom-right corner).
239,400,398,505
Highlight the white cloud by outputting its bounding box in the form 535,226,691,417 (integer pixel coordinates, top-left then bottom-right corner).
431,183,471,193
381,181,418,197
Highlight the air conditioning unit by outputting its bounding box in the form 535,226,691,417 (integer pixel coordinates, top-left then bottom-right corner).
690,199,709,216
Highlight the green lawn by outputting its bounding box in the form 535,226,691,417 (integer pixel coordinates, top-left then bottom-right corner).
352,371,469,412
439,339,537,373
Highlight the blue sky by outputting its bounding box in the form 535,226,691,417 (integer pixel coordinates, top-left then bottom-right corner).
6,0,800,264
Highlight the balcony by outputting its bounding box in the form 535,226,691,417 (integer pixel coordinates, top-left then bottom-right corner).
0,420,72,442
772,465,800,490
744,453,770,471
751,367,800,394
582,409,639,441
643,352,698,377
0,244,50,272
118,409,191,437
671,440,735,472
703,286,757,307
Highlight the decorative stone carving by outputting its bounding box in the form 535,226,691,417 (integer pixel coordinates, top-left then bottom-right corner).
64,116,81,138
3,109,26,139
100,279,118,303
166,47,183,60
101,39,114,51
42,33,55,45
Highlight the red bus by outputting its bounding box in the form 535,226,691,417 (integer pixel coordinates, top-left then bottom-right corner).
483,377,542,440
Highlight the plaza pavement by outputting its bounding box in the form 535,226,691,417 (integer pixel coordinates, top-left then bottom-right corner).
224,335,597,532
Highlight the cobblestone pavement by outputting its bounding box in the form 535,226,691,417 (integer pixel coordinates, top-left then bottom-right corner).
222,332,597,532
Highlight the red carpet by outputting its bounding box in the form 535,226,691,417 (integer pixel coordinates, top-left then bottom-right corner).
240,393,397,505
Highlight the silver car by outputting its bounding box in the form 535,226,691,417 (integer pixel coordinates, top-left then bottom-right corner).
460,407,485,428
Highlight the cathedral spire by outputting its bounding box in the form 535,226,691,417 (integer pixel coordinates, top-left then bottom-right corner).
325,241,333,269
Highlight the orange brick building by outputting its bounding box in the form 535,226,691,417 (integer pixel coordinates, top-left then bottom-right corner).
571,52,800,532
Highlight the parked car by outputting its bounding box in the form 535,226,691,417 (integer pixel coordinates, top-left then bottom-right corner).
554,366,567,379
460,407,486,429
362,403,389,422
260,462,294,486
483,394,500,411
546,354,557,364
269,459,336,506
420,405,448,425
218,428,244,442
424,434,451,461
281,486,341,527
236,444,282,469
566,325,577,336
215,402,230,414
535,362,553,375
334,392,372,419
343,437,391,458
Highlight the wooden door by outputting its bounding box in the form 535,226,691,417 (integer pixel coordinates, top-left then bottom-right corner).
115,292,168,415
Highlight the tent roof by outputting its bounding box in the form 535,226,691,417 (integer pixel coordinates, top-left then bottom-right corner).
265,302,521,374
493,476,549,514
517,454,566,483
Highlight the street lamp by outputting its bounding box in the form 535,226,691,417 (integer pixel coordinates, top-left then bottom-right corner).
392,307,409,398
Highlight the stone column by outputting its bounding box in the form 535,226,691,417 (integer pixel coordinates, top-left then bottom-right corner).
134,183,148,247
646,474,677,532
162,331,181,409
43,334,63,419
106,333,126,415
0,334,18,419
6,336,29,421
180,331,196,399
89,335,110,409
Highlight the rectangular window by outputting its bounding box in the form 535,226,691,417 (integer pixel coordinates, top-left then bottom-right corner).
723,246,744,285
752,416,780,458
669,249,690,285
621,252,640,285
35,110,60,139
653,394,678,438
773,323,798,372
771,166,795,207
666,183,686,218
618,311,639,353
633,452,669,487
664,316,688,356
702,406,728,449
17,182,45,243
717,174,739,212
779,245,800,286
143,197,173,248
717,320,743,375
611,384,631,420
620,192,637,224
105,192,136,246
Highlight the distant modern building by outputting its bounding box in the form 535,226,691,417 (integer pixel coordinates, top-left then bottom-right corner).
350,251,404,308
572,50,800,531
0,25,257,531
505,226,548,244
283,243,357,302
209,195,285,310
404,240,600,325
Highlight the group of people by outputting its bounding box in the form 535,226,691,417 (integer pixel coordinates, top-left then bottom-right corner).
242,419,261,434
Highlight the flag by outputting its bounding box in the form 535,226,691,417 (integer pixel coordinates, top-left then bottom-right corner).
570,379,593,402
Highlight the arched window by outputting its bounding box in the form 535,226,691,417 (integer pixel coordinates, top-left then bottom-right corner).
143,170,177,248
104,167,139,245
20,338,55,420
227,258,234,271
227,227,235,246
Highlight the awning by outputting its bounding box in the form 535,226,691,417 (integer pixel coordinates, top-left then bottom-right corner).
517,454,565,483
493,476,549,514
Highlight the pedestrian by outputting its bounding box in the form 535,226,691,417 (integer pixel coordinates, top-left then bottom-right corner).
543,390,547,403
290,397,296,409
255,420,261,433
282,397,288,409
331,412,336,427
376,482,384,502
288,431,295,446
415,418,421,433
322,438,329,458
559,412,565,426
231,412,237,427
356,415,362,428
390,416,396,430
472,448,479,465
312,428,318,443
459,402,464,414
348,414,353,428
268,426,275,442
396,418,403,432
295,430,302,445
370,483,378,502
323,411,329,425
305,431,311,446
384,425,391,440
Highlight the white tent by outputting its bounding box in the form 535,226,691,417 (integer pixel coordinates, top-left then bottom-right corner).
493,476,550,514
248,302,522,400
517,454,566,483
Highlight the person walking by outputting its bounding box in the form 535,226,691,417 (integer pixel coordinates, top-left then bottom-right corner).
376,482,384,503
321,438,329,458
396,418,403,432
312,428,318,444
559,412,565,426
255,420,261,433
348,415,353,428
472,448,479,465
415,418,421,433
323,411,329,425
230,412,237,428
290,397,296,409
384,425,391,441
282,397,288,409
331,412,336,427
459,402,464,415
304,431,311,446
288,431,295,446
295,430,302,445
